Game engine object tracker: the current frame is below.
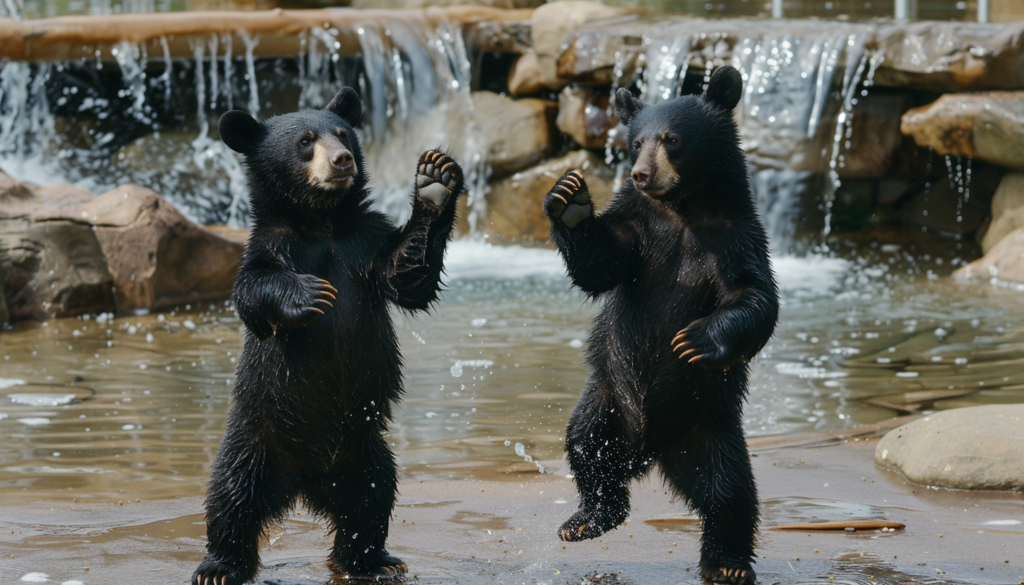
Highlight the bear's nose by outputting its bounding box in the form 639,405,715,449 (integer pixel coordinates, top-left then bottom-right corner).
631,169,650,188
331,149,354,170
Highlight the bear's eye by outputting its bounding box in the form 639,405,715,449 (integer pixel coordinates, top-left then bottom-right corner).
664,135,679,146
299,135,314,147
632,140,641,151
335,128,346,137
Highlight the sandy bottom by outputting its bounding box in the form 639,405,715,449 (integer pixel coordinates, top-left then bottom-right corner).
2,435,1021,585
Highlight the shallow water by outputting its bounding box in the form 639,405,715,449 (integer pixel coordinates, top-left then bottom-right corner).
1,236,1024,506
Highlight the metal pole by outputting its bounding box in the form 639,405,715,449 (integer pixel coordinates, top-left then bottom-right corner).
978,0,990,23
894,0,918,20
772,0,783,19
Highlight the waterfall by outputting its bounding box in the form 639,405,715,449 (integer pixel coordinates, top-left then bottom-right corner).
0,19,488,229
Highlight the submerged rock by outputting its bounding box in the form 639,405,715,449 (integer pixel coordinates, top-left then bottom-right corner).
875,404,1024,491
954,227,1024,285
0,172,243,322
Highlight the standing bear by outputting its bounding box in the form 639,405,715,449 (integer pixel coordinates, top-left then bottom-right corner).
544,66,779,585
192,87,464,585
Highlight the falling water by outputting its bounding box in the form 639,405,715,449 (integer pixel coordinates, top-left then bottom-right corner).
0,19,489,229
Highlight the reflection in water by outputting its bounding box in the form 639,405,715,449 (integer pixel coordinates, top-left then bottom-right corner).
1,238,1024,505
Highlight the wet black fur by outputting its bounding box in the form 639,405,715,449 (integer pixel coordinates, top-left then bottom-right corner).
548,67,778,583
193,88,460,585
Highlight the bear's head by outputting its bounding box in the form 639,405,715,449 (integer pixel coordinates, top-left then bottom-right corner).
219,87,366,212
615,66,744,204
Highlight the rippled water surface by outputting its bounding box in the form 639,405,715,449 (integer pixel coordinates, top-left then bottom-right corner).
2,237,1023,505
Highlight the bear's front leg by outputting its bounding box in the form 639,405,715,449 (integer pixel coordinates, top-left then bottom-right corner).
670,315,737,367
544,170,593,229
235,267,337,339
415,149,463,208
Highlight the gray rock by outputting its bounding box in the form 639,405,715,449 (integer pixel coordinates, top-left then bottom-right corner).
875,404,1024,491
556,85,616,150
532,0,633,89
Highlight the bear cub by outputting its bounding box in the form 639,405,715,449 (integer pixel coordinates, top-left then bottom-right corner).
192,87,463,585
544,66,779,585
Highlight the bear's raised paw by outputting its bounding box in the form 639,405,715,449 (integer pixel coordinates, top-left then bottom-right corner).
544,170,592,229
416,150,463,207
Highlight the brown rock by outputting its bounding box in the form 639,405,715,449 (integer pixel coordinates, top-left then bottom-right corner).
981,171,1024,253
993,0,1024,22
531,0,632,89
875,404,1024,491
508,51,543,96
556,85,616,149
839,93,912,179
974,97,1024,169
471,91,557,178
954,227,1024,285
86,185,244,312
0,173,244,322
0,179,116,320
484,149,616,244
899,93,985,159
465,19,532,55
898,164,1002,238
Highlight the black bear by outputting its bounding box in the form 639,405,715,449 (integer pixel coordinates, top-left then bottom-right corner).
544,66,778,585
192,87,463,585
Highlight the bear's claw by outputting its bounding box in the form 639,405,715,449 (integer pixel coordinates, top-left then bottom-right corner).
191,557,247,585
416,149,462,207
558,507,627,542
277,274,336,330
701,565,756,585
544,170,593,229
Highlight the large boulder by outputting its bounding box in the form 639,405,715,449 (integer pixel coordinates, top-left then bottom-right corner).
954,227,1024,285
0,172,244,321
471,91,557,178
875,405,1024,491
507,51,543,96
900,92,1024,169
981,171,1024,253
484,149,616,244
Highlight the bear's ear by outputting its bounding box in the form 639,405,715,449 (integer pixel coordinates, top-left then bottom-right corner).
218,110,263,154
326,87,362,127
615,88,645,126
704,66,743,112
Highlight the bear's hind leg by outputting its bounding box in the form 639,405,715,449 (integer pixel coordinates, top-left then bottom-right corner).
194,440,293,585
307,433,405,581
560,384,645,542
660,419,758,585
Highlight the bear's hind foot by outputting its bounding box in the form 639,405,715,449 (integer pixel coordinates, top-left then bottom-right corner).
329,551,407,582
192,556,251,585
700,564,756,585
558,506,627,542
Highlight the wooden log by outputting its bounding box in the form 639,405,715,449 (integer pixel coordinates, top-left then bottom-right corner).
0,7,533,62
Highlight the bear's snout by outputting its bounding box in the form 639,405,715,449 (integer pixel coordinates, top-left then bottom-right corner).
308,134,357,191
630,139,678,198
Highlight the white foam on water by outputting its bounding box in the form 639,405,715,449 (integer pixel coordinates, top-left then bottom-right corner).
444,240,565,281
16,418,50,426
20,573,49,582
773,254,851,295
0,377,27,390
775,362,848,379
983,519,1021,526
7,394,77,407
